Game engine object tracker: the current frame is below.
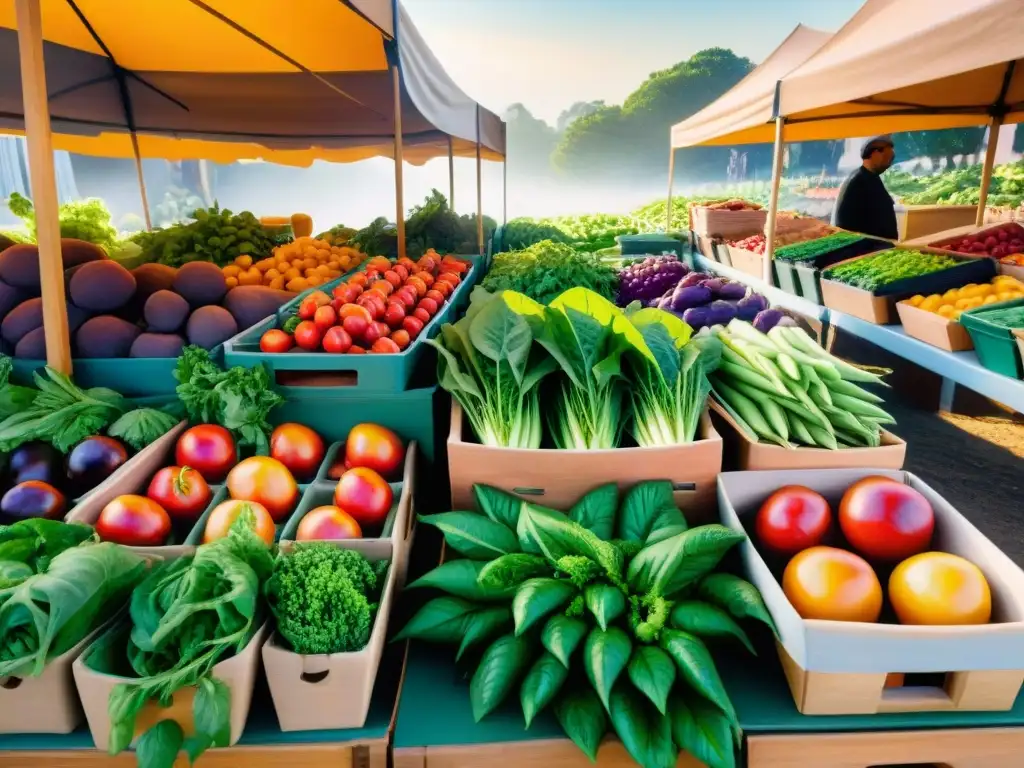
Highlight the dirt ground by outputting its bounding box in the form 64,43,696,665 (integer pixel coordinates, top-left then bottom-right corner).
833,331,1024,565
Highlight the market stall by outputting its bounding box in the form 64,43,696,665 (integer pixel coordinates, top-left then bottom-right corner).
0,0,507,373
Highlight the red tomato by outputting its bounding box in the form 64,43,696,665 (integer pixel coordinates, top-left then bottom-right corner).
412,308,431,325
227,456,299,521
393,264,409,281
357,293,386,320
322,326,353,354
293,320,323,351
373,321,390,338
344,423,405,478
782,546,882,622
348,272,368,287
403,316,425,338
433,280,453,298
334,467,393,528
390,329,411,350
260,329,293,353
348,345,367,354
756,485,831,555
203,500,275,545
313,305,337,332
425,289,445,305
96,495,171,546
406,276,428,297
270,423,325,480
384,270,402,287
839,477,934,562
342,314,370,339
308,290,331,307
298,297,318,320
437,271,462,287
397,286,418,307
384,303,406,328
176,425,236,482
296,506,362,541
147,466,212,520
362,322,383,346
417,297,439,316
371,337,401,354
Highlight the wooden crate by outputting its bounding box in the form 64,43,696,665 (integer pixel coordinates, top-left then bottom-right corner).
747,726,1024,768
395,739,702,768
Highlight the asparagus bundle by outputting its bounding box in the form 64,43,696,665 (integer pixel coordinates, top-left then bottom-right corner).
709,320,895,449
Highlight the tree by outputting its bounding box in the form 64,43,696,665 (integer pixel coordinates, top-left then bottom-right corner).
892,128,986,170
551,48,756,181
792,141,845,176
556,101,604,132
504,103,559,174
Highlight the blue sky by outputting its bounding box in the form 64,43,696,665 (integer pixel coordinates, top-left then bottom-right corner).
404,0,865,123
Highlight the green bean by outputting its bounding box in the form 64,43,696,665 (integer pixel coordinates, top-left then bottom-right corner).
806,424,838,450
717,361,788,398
787,411,816,446
829,378,886,404
830,392,896,422
714,381,783,443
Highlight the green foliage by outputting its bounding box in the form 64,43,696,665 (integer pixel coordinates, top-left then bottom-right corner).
774,232,867,263
395,481,775,768
482,241,619,304
101,518,273,768
132,203,276,267
6,192,119,251
822,248,960,291
0,519,96,584
266,543,387,655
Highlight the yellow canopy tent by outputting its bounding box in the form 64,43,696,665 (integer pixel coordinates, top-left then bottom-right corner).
671,0,1024,283
667,24,833,229
3,0,506,372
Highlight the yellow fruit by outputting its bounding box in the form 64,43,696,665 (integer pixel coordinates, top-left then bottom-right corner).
291,213,314,238
327,260,340,270
306,275,322,287
225,276,239,289
315,264,332,277
975,284,993,297
919,295,942,313
937,305,957,318
908,295,925,307
983,295,1000,305
284,268,301,281
888,552,991,626
286,277,309,292
268,276,285,290
942,289,959,301
954,298,974,310
222,265,241,278
239,267,262,286
997,291,1017,301
265,268,281,280
235,255,253,269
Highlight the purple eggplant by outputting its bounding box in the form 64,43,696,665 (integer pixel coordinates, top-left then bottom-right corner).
752,308,785,333
682,306,711,329
706,300,738,326
776,315,799,328
700,277,728,295
736,293,764,321
670,284,713,312
718,281,748,300
679,272,711,288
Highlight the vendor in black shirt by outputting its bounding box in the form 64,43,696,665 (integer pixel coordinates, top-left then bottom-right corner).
831,135,899,240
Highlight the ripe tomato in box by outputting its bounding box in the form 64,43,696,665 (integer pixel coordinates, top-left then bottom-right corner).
839,476,934,562
270,423,325,480
783,546,882,622
297,506,362,541
260,328,292,353
755,485,831,555
344,423,404,478
293,320,322,351
176,424,236,482
147,466,211,520
313,305,337,332
322,326,352,354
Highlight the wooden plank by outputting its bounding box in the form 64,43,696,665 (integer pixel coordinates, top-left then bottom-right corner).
394,746,426,768
15,0,72,374
420,738,704,768
748,727,1024,768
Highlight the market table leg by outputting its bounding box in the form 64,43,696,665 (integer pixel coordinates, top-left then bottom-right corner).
747,726,1024,768
940,377,957,412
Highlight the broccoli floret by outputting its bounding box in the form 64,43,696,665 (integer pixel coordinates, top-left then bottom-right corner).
555,555,601,587
265,543,384,655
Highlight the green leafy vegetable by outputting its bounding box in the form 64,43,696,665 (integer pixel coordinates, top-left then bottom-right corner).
0,541,146,677
265,543,387,655
0,519,96,584
107,408,181,451
396,482,773,768
822,248,960,291
774,232,868,263
132,203,276,268
174,346,284,455
482,240,619,305
7,192,119,251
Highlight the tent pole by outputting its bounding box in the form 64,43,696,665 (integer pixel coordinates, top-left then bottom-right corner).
976,116,1003,227
392,65,406,260
130,133,152,230
763,117,785,285
503,159,507,226
476,106,483,256
15,0,71,375
666,146,676,231
447,136,455,212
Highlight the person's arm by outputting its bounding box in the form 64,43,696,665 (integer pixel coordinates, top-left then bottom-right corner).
875,185,899,240
833,174,869,234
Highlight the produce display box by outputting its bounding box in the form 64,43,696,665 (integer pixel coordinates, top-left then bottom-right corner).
774,236,892,304
959,298,1024,378
0,643,406,768
915,222,1024,282
895,299,974,352
689,204,766,239
393,643,705,768
263,547,397,732
73,621,269,751
896,204,978,241
690,231,719,263
1016,329,1024,367
708,400,906,471
222,263,476,393
718,467,1024,716
819,249,997,324
10,346,223,398
617,233,684,258
446,402,723,524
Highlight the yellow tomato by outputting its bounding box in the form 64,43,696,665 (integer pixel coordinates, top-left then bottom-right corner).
889,552,991,625
222,264,241,278
975,284,993,297
235,254,253,269
937,305,957,318
908,294,925,307
286,277,309,292
954,298,974,310
782,546,882,623
942,289,959,302
225,276,239,289
919,295,942,313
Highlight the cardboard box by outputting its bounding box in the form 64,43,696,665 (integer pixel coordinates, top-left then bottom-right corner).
0,623,109,734
447,404,723,524
73,622,268,750
718,468,1024,715
723,244,765,279
895,300,974,352
709,400,906,471
896,204,978,241
689,204,766,239
262,548,397,731
64,422,197,560
280,442,417,589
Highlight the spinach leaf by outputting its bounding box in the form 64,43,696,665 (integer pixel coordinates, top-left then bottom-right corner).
107,407,180,451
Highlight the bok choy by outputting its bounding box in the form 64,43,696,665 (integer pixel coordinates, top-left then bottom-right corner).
428,288,557,449
625,307,721,447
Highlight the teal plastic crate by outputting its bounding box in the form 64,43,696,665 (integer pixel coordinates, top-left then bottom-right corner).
10,345,224,397
222,262,477,392
617,233,684,257
960,298,1024,378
